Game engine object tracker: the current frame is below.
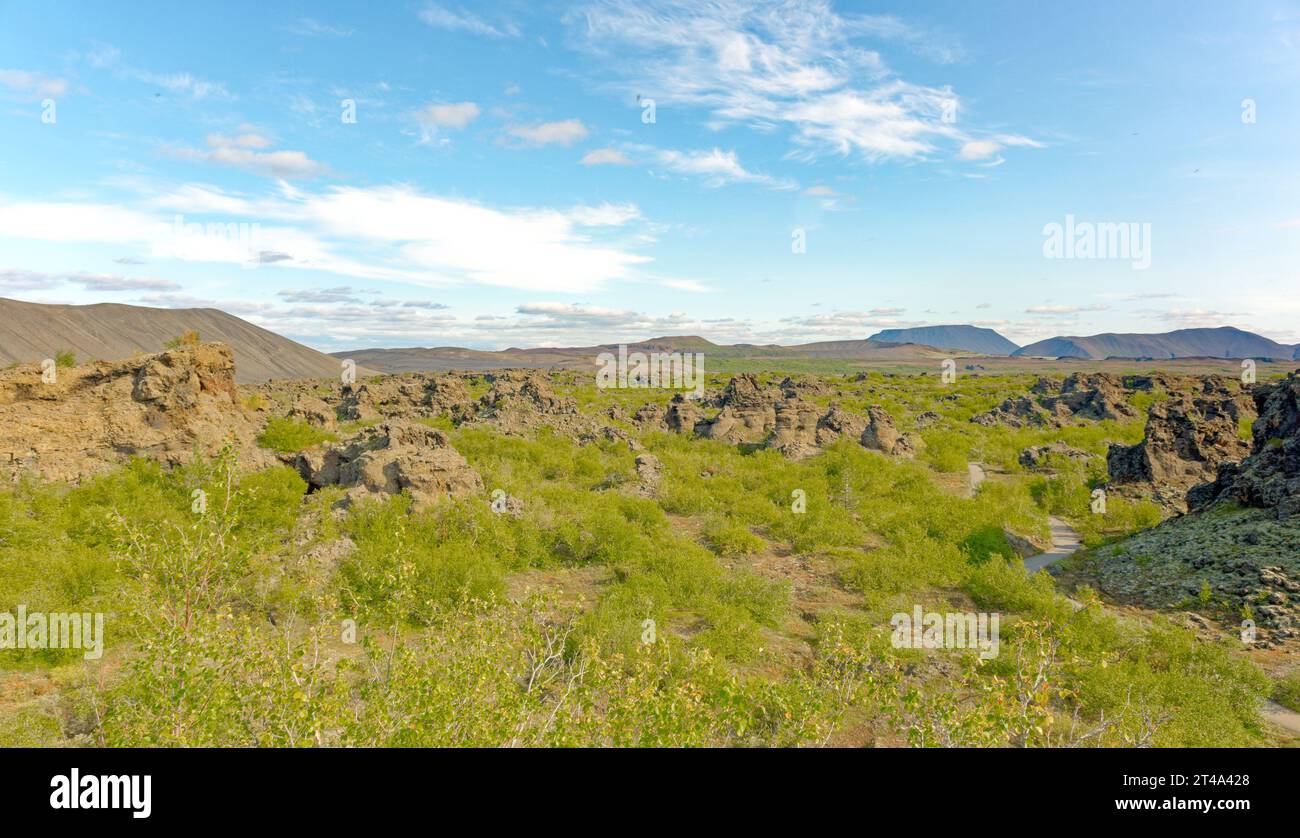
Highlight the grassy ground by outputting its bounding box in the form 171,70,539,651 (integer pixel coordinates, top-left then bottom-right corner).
0,371,1282,747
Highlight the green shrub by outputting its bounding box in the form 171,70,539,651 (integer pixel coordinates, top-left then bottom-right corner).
702,516,766,557
256,417,337,453
1273,671,1300,712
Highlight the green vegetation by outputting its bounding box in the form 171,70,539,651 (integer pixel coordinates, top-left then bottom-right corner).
53,349,76,368
0,370,1280,748
256,416,337,453
1274,671,1300,713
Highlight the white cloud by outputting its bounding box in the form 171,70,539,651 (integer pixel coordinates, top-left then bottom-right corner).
286,18,354,38
0,184,659,294
580,148,633,165
568,1,1018,163
567,203,642,226
0,69,68,99
506,119,589,147
147,72,230,99
779,310,917,332
658,278,711,293
958,134,1045,162
1025,304,1110,316
957,140,1001,161
418,4,518,38
82,43,231,100
417,101,480,130
0,268,179,292
168,134,329,179
651,147,795,189
1158,308,1247,327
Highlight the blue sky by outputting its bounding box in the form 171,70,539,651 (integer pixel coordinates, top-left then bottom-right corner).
1,0,1298,351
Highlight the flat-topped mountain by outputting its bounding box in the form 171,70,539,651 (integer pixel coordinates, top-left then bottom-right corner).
868,325,1020,355
1013,326,1296,360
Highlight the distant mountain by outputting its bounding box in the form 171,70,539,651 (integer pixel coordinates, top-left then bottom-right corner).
0,298,363,383
336,336,726,374
1013,327,1296,360
338,334,966,373
867,325,1020,355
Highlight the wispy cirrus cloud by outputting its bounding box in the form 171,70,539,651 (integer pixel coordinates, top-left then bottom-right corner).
285,18,354,38
0,268,179,292
779,309,917,333
85,43,231,100
647,146,796,189
1025,303,1110,316
0,69,68,99
418,3,518,38
568,0,1032,164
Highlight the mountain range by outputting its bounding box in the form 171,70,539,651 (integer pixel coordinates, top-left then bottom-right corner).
1,299,1295,378
871,323,1297,360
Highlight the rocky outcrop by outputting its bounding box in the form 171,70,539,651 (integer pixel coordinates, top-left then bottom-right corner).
971,396,1057,429
664,393,704,434
1091,504,1300,643
913,411,942,430
1107,386,1254,512
1088,372,1300,644
0,343,271,483
779,375,830,398
765,400,821,459
328,373,478,424
633,453,662,497
1188,372,1300,517
815,406,868,446
860,407,924,458
295,419,482,510
471,371,581,434
700,374,782,444
1019,442,1090,469
972,373,1137,428
289,393,337,429
1052,373,1136,421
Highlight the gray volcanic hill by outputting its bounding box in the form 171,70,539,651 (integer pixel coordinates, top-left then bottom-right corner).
1014,327,1296,360
868,325,1020,355
0,297,361,383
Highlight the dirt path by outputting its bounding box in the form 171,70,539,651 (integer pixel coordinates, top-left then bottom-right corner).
1015,517,1300,738
1260,699,1300,736
1024,516,1082,573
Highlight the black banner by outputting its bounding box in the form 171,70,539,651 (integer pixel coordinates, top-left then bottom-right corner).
0,747,1280,823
